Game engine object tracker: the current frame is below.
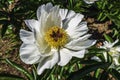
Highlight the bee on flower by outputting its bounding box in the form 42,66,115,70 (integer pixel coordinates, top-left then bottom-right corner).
19,3,96,75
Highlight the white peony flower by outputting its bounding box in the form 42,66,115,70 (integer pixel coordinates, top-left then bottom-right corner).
83,0,98,4
92,39,120,66
19,3,96,75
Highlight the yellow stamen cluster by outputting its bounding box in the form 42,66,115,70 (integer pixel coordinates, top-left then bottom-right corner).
45,26,68,48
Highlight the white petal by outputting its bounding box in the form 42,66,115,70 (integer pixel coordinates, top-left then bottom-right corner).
76,40,96,47
20,43,41,64
91,56,101,62
69,40,96,50
20,29,35,44
111,39,119,47
65,14,85,38
66,10,76,19
65,35,96,50
70,49,86,58
83,0,98,4
35,36,51,56
61,10,76,29
37,3,53,19
66,13,84,30
37,50,59,75
58,48,72,66
59,9,68,20
66,22,88,38
76,22,88,31
24,19,40,33
59,9,76,20
115,46,120,52
66,34,92,45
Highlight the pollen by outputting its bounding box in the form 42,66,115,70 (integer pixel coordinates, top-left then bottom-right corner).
45,26,68,48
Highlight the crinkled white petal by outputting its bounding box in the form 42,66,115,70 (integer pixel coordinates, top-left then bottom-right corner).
45,6,62,30
59,9,76,20
67,13,84,29
36,36,51,56
66,40,96,50
58,49,86,66
66,10,76,19
24,19,40,33
58,48,72,66
59,9,68,20
37,50,59,75
20,29,35,44
20,43,41,64
65,14,84,36
70,49,86,58
66,22,88,38
65,35,96,50
66,34,92,46
37,3,53,20
83,0,98,4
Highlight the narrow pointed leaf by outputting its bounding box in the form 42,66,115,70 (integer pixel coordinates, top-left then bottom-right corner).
0,74,24,80
103,34,113,43
5,59,33,80
1,24,8,37
67,62,110,80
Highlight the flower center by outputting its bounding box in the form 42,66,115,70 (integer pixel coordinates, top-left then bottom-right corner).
45,26,68,48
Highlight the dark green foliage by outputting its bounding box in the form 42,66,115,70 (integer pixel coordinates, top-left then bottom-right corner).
0,73,24,80
67,62,110,80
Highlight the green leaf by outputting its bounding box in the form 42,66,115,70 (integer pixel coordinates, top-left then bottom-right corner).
113,28,119,37
67,62,110,80
1,24,9,37
103,34,113,42
88,47,105,54
105,13,120,28
80,60,98,65
5,59,33,80
0,74,24,80
109,68,120,80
